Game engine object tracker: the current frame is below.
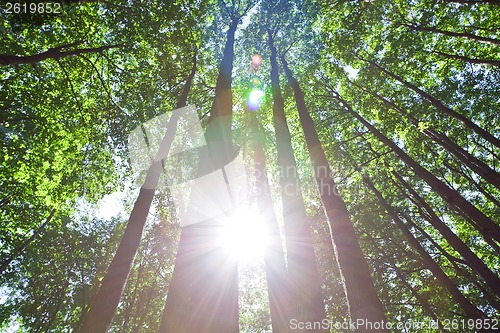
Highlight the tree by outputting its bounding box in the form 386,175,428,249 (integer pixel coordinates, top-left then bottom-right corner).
251,112,290,333
267,24,327,331
280,54,387,329
158,2,254,333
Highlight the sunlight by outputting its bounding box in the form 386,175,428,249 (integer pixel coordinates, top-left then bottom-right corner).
246,89,265,111
219,207,269,263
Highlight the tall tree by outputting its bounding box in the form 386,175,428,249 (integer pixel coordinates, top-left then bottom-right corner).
349,81,500,190
159,2,253,332
267,28,327,331
358,170,487,320
354,55,500,149
280,55,388,329
330,91,500,244
251,113,290,333
389,169,500,298
77,50,197,333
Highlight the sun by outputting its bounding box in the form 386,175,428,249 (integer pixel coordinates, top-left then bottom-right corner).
218,206,269,263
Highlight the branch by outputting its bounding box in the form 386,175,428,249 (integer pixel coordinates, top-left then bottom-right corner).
56,59,87,127
0,43,123,66
79,54,124,112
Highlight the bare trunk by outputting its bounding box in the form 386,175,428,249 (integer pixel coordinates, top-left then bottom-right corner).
251,113,290,333
76,51,196,333
433,51,500,67
332,92,500,244
368,237,446,332
0,43,122,66
281,55,387,330
361,174,487,320
356,56,500,149
401,23,500,46
351,81,500,189
158,19,240,333
403,214,500,311
267,32,326,332
391,170,500,298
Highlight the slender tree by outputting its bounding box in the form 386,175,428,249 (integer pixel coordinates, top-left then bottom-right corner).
358,171,487,321
354,55,500,149
0,208,56,274
399,23,500,46
280,55,388,329
77,52,197,333
267,30,327,331
350,81,500,190
159,3,254,331
330,91,500,244
251,113,290,333
367,235,446,332
390,169,500,298
400,210,500,311
433,51,500,67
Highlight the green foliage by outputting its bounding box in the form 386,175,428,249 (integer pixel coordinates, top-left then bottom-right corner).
1,0,499,331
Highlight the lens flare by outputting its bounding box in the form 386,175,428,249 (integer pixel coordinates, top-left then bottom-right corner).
251,54,262,71
246,89,265,111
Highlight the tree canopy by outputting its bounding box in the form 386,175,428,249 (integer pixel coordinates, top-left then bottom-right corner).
1,0,499,332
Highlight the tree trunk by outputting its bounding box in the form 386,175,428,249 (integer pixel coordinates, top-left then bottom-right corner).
361,173,487,321
281,56,387,330
0,43,122,66
401,23,500,46
0,208,56,274
350,81,500,189
158,18,240,333
403,213,500,311
368,237,446,332
433,51,500,67
205,18,239,145
267,31,327,332
390,170,500,298
332,91,500,244
251,113,291,333
440,159,500,208
355,55,500,149
76,51,197,333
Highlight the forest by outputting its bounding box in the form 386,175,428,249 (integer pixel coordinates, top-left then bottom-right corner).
0,0,499,332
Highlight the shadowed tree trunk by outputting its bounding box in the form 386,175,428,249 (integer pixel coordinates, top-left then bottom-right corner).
390,170,500,298
158,15,241,333
367,237,446,332
359,172,487,321
441,159,500,208
251,113,290,333
433,51,500,67
281,55,387,330
267,31,327,332
355,55,500,149
76,51,197,333
350,81,500,190
401,211,500,311
331,91,500,245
